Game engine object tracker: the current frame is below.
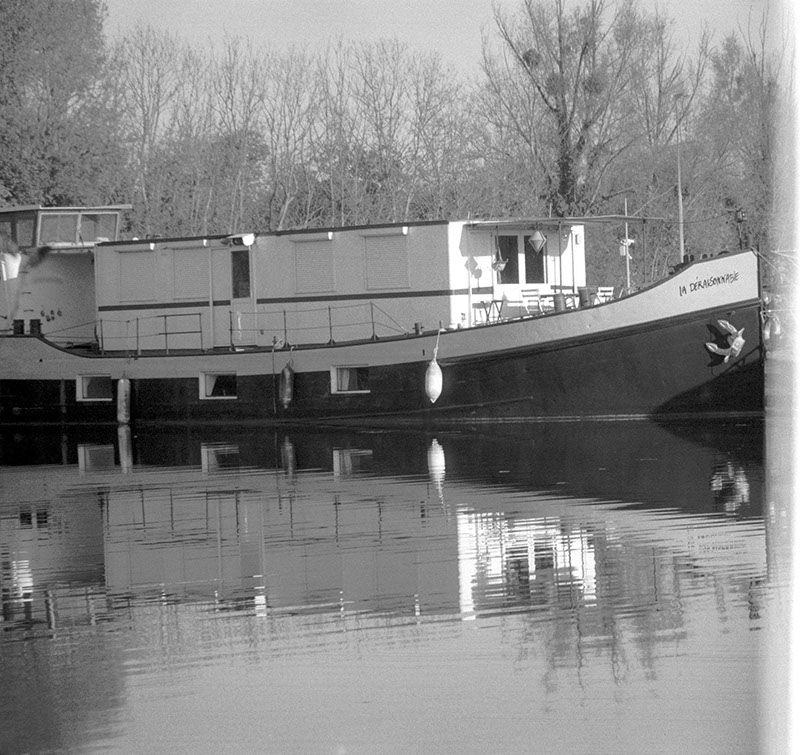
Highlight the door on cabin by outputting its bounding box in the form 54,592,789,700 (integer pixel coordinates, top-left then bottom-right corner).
218,247,254,349
495,234,546,287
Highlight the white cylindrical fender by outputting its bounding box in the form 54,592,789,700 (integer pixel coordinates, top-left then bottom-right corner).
279,363,294,408
117,377,131,424
425,358,442,404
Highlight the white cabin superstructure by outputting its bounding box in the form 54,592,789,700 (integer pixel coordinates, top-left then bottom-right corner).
88,218,587,353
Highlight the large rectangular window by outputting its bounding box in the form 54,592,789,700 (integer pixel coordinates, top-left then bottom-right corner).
39,212,119,246
364,234,409,289
173,249,207,299
294,240,334,293
231,249,250,299
119,251,156,302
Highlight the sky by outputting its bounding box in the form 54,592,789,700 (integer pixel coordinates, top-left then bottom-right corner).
103,0,779,73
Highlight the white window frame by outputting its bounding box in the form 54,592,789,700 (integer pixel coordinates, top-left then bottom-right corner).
76,374,113,402
330,365,370,395
199,372,238,400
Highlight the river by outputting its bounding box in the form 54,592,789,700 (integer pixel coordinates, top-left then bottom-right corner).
0,418,790,754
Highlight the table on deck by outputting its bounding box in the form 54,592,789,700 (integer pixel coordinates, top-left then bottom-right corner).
474,299,505,323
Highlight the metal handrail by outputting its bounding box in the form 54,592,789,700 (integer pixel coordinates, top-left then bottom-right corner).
63,301,409,355
229,301,409,348
93,313,204,353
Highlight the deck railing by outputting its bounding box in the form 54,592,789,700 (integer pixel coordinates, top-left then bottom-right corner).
229,302,408,349
47,301,412,354
31,292,627,354
91,313,204,354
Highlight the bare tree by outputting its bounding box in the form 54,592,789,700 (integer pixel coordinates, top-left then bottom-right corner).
113,25,181,233
697,16,782,255
311,40,484,226
488,0,661,214
313,42,358,226
208,38,270,232
260,49,319,230
349,39,415,222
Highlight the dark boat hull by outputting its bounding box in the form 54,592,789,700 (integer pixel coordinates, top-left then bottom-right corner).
0,302,764,425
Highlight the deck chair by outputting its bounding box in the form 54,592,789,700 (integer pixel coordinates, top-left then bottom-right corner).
521,288,545,315
594,286,615,304
498,295,528,320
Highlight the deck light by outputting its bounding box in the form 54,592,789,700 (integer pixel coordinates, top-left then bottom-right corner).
224,233,256,247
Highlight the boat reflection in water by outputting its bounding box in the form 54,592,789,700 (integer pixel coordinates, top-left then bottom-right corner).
0,419,774,753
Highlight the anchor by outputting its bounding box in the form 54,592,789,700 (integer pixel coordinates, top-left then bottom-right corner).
705,320,745,363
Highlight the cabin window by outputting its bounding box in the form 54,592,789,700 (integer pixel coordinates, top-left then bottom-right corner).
200,372,238,399
80,213,118,243
331,366,370,394
40,213,80,245
173,248,207,299
77,375,113,401
497,234,547,285
119,250,156,302
524,234,545,284
364,234,409,289
496,236,519,284
0,214,37,248
231,249,250,298
16,217,35,247
294,239,334,293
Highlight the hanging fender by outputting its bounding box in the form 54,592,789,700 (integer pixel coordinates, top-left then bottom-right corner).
425,358,442,403
425,329,445,404
762,309,780,347
279,361,294,408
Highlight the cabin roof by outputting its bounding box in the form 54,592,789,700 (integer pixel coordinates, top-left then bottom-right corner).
0,204,132,215
97,218,450,248
466,215,665,232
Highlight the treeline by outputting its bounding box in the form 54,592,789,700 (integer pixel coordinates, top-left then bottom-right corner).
0,0,787,287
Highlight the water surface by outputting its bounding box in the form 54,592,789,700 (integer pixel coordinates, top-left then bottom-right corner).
0,419,784,753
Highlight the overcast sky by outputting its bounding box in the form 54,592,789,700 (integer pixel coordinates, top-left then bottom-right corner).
104,0,777,73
